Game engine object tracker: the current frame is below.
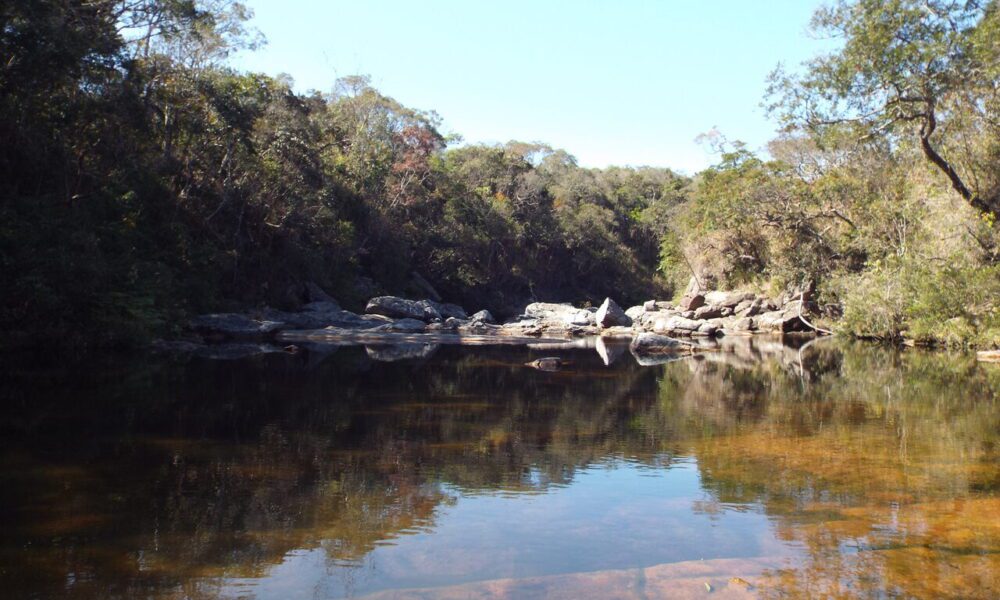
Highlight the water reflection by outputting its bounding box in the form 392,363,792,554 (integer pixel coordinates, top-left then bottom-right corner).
0,340,997,598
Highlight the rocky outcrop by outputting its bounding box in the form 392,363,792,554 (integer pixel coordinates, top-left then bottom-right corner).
174,285,826,362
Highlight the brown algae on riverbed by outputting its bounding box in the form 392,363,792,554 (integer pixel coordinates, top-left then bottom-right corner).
0,340,998,598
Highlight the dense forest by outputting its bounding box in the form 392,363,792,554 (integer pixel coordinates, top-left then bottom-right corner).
1,0,999,348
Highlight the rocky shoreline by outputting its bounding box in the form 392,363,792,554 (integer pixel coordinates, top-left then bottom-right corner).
155,283,826,362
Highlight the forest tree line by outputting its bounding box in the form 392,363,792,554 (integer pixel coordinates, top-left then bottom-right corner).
1,0,998,347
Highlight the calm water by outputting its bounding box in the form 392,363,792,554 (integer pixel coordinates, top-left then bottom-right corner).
1,339,998,599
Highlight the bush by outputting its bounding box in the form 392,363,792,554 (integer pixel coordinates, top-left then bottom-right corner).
834,258,1000,347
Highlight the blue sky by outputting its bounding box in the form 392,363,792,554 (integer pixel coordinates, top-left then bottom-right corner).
233,0,829,174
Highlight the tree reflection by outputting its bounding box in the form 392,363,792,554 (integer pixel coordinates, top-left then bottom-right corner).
0,341,997,598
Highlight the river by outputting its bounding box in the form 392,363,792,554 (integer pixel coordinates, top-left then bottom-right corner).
1,338,997,598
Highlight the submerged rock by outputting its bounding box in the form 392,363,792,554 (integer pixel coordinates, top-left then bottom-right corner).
526,357,566,371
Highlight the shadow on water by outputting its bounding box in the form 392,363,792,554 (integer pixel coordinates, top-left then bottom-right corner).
0,338,998,598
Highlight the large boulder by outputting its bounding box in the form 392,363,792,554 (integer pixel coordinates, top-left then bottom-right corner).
365,296,442,322
595,298,632,328
523,302,578,320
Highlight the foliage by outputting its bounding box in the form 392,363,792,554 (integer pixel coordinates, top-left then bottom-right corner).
0,1,682,347
834,257,1000,346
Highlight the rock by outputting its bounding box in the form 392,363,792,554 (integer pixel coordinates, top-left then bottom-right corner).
526,357,565,371
678,293,705,311
728,317,756,332
524,302,577,320
643,300,657,311
263,305,387,330
630,332,686,355
595,298,632,328
680,310,696,319
564,309,595,327
375,318,427,333
664,316,703,332
694,305,725,320
704,291,753,308
625,305,646,320
696,322,719,336
365,296,441,322
430,301,467,320
470,309,495,324
756,309,808,333
190,313,285,339
734,298,763,317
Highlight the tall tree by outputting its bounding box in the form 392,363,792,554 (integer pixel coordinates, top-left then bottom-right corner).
767,0,1000,216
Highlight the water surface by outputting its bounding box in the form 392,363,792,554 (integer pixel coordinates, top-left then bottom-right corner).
1,339,997,598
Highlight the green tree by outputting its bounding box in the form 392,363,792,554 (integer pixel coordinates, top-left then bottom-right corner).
767,0,1000,216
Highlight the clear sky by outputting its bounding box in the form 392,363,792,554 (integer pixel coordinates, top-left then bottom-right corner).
232,0,828,174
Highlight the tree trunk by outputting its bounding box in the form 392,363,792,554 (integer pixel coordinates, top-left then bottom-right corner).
920,110,999,217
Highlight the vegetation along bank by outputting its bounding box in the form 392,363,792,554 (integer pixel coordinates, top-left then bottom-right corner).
2,0,998,349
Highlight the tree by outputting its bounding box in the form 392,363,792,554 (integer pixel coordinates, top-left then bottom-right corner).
767,0,1000,216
